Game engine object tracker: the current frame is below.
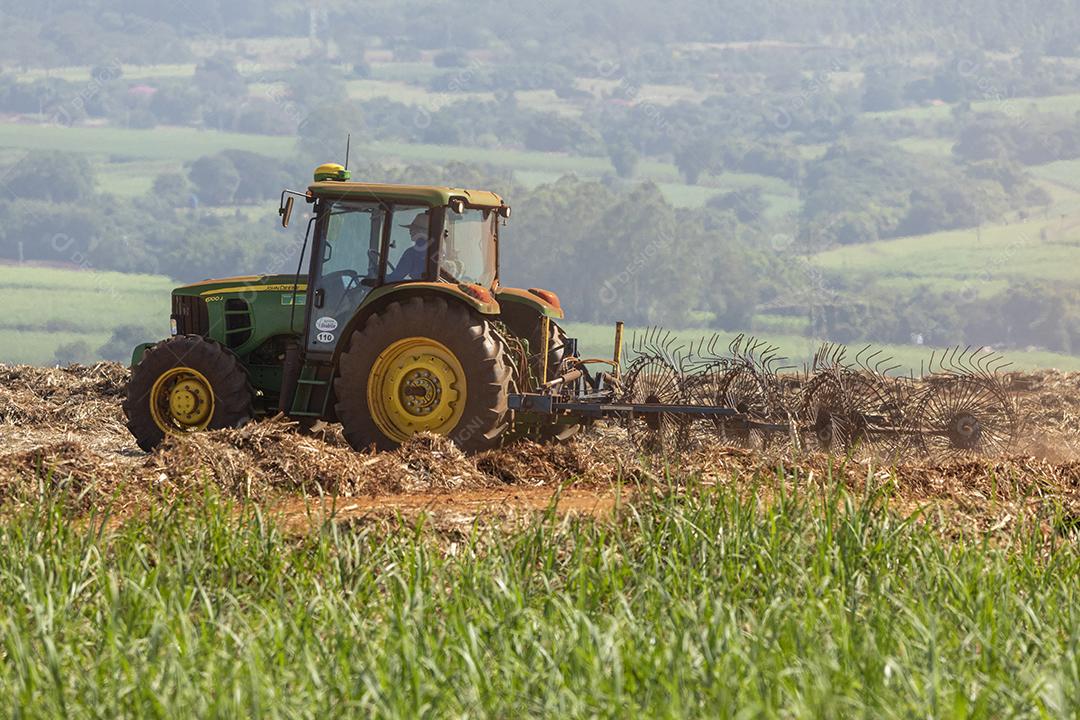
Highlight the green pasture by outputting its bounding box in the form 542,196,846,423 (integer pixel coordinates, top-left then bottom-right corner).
0,124,294,162
812,214,1080,287
864,92,1080,123
0,265,170,365
1032,158,1080,193
12,63,196,83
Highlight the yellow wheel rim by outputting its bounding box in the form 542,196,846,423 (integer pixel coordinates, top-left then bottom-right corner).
149,367,215,434
367,337,467,443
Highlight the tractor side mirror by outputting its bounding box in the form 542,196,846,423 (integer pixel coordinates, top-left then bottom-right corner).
280,195,295,228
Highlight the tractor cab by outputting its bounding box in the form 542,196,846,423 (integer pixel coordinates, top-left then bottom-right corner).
290,163,510,359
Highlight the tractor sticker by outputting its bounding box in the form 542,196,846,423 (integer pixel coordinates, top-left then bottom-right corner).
280,293,306,306
315,317,338,332
316,331,335,344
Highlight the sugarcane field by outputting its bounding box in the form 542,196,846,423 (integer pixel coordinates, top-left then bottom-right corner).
4,0,1080,716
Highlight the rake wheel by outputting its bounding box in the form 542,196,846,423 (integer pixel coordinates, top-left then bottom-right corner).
621,356,689,453
798,370,900,456
912,375,1020,461
694,363,772,449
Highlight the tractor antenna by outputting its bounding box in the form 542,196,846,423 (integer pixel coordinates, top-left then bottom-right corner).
344,133,351,171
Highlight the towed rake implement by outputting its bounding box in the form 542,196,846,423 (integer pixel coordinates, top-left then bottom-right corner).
508,325,1022,460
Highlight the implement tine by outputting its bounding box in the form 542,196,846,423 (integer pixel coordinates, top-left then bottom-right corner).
956,345,969,375
865,348,882,372
833,343,848,368
953,345,970,375
728,333,745,358
989,353,1012,375
854,344,871,370
706,333,721,358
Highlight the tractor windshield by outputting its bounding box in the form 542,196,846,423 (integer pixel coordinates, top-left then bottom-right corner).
439,208,496,288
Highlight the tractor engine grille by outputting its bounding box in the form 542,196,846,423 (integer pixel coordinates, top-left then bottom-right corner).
224,298,253,348
171,294,209,336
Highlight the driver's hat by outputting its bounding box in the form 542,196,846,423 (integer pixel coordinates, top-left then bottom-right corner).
401,213,429,235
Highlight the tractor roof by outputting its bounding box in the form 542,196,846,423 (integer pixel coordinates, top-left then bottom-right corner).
308,181,506,209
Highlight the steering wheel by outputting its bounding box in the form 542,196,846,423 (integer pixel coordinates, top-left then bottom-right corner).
323,268,360,292
361,249,396,278
320,269,362,315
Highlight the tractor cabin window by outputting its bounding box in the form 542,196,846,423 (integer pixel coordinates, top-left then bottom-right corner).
385,206,433,283
441,208,496,288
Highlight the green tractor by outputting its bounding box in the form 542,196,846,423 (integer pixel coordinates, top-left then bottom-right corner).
124,163,578,453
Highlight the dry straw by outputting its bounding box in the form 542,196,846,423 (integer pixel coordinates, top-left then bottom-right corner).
0,363,1078,538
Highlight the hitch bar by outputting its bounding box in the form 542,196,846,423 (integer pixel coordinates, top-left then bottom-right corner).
509,393,789,431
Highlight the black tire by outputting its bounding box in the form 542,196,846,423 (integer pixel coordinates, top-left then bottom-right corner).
334,296,513,453
500,305,581,443
123,335,254,451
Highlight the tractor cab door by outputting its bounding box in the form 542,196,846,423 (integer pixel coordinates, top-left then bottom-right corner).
306,201,384,353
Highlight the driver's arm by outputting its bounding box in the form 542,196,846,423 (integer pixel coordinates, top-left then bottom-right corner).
387,246,418,281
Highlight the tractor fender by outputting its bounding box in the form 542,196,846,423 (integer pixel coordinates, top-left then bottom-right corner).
495,287,564,320
330,282,501,365
130,342,156,368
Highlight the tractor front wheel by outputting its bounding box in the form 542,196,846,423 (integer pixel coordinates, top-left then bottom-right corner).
123,335,254,451
334,297,513,453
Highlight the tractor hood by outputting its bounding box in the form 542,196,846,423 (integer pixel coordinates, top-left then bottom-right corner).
174,274,305,297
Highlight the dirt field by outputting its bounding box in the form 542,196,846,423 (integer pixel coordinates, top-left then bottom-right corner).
1,362,1078,539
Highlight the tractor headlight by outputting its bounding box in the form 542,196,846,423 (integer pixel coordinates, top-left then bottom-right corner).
170,317,178,336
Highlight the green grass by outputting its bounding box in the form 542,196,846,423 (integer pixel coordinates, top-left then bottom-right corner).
368,61,446,84
1032,158,1080,193
0,330,115,365
894,137,954,156
864,92,1080,123
0,265,171,364
344,78,488,106
654,182,798,214
565,322,1080,372
105,159,183,197
359,139,618,174
1,479,1077,715
12,63,196,83
812,214,1080,287
0,124,294,162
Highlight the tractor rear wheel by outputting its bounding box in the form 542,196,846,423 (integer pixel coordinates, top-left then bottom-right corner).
334,296,513,453
123,335,254,451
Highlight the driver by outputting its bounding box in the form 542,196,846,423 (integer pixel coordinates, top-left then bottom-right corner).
387,212,429,282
